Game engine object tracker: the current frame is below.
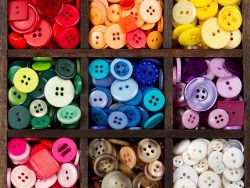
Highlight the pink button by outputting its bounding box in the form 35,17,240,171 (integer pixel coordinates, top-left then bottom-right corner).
9,3,39,34
202,60,215,80
126,29,146,49
57,27,80,49
7,168,11,188
55,4,80,27
208,109,229,129
8,0,28,21
216,76,242,99
209,58,232,78
52,138,77,163
35,174,58,188
182,109,200,129
11,165,36,188
8,138,27,156
24,19,52,47
217,100,244,126
9,143,31,165
176,58,181,83
173,66,177,85
57,163,78,187
74,150,80,166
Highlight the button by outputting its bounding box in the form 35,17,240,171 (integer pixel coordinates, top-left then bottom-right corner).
208,151,223,168
57,27,80,49
182,150,199,165
133,172,162,188
223,167,244,182
104,24,126,49
102,171,132,188
29,76,47,99
119,146,136,169
143,113,164,129
193,159,209,174
126,28,146,49
89,90,108,108
36,0,63,17
35,174,57,188
108,139,130,146
32,62,51,72
11,165,36,188
119,15,138,33
139,0,162,23
118,163,136,179
223,139,244,153
174,179,196,188
202,60,216,80
125,90,142,106
13,67,39,93
218,6,242,31
55,59,76,79
201,18,231,49
223,148,244,169
185,58,208,77
7,168,11,188
52,138,77,163
225,29,242,49
173,155,184,168
57,163,78,187
196,1,218,20
90,2,106,26
89,59,110,80
122,4,144,28
146,31,163,49
44,76,74,107
8,86,27,106
145,160,165,181
9,143,30,164
172,1,196,24
210,139,224,151
184,77,217,111
209,58,232,78
111,78,138,101
90,107,108,126
107,4,122,22
89,30,106,49
8,106,31,129
8,0,28,21
108,111,128,129
88,139,114,159
110,58,133,80
208,109,229,129
172,24,195,40
179,27,201,46
8,32,28,49
31,115,51,129
137,138,161,163
94,154,119,177
216,76,242,98
173,83,186,104
55,4,80,27
198,171,221,188
190,0,212,7
222,176,244,187
92,86,113,107
182,109,200,129
173,139,191,155
217,0,240,6
188,139,207,161
173,165,198,184
29,99,47,117
225,58,242,76
120,0,135,10
57,105,81,124
8,138,27,156
92,74,114,87
142,88,165,111
119,106,141,128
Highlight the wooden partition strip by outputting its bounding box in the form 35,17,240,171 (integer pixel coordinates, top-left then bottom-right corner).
165,139,173,188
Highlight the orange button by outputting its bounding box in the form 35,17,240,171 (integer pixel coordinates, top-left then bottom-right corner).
90,0,109,11
139,0,162,23
122,4,144,28
104,23,126,49
119,14,138,33
157,16,164,33
89,31,106,49
147,31,163,49
141,22,155,30
119,146,137,169
90,1,107,25
107,4,122,23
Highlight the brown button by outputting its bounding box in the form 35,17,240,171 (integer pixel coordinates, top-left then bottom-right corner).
93,154,118,177
118,163,136,179
144,160,165,181
88,139,115,159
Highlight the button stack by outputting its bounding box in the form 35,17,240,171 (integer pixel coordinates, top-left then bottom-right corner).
88,138,165,187
173,57,244,130
8,0,80,49
172,0,242,49
89,58,165,130
8,57,82,129
173,138,244,188
89,0,164,49
7,137,80,188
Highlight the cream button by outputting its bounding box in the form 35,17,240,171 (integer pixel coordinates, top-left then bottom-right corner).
225,29,242,49
173,165,198,184
139,0,162,23
198,171,221,188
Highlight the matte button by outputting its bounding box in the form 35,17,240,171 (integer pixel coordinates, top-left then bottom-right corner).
57,27,80,49
208,109,229,129
172,1,196,24
122,4,144,28
8,0,28,21
35,174,57,188
31,115,51,129
119,15,138,33
8,86,27,106
11,165,36,188
8,138,27,156
55,4,80,27
173,155,184,168
209,58,232,78
108,111,128,129
110,58,133,80
90,2,106,26
139,0,162,23
89,59,110,80
55,59,76,79
126,28,146,49
198,171,221,188
119,146,136,169
216,76,242,98
182,109,200,129
89,90,108,108
143,113,164,129
223,167,244,182
57,105,81,124
174,179,196,188
104,24,126,49
90,107,108,126
57,163,78,187
173,165,198,184
107,4,122,22
146,31,163,49
29,76,47,99
173,139,191,155
196,1,218,20
188,139,207,161
225,29,242,49
36,0,64,17
142,88,165,111
102,171,132,188
29,99,47,117
94,154,119,177
223,148,244,169
8,106,31,129
186,58,208,77
32,62,51,71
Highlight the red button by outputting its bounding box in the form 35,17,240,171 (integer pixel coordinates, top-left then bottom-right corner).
57,27,80,48
55,4,80,27
24,19,52,47
8,32,27,49
8,0,28,21
119,14,138,33
126,28,146,48
36,0,64,17
53,22,63,42
119,0,135,10
9,3,39,34
31,143,48,156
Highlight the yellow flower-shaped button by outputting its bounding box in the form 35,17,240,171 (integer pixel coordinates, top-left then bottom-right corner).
218,6,242,31
190,0,212,7
13,68,39,93
197,1,218,20
147,31,163,49
217,0,240,6
178,27,201,46
201,18,231,49
173,24,195,40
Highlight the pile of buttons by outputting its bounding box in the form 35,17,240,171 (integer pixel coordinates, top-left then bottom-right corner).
8,57,82,129
8,0,80,49
88,138,164,187
173,138,244,188
7,137,79,188
172,0,242,49
173,57,244,130
89,58,165,130
89,0,164,49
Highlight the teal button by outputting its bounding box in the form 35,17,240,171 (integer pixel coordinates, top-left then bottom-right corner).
57,105,81,124
31,115,50,129
143,113,164,129
39,69,57,80
33,57,53,62
30,76,47,99
8,86,27,106
74,74,82,96
55,59,76,79
22,94,32,107
8,65,20,83
61,121,79,129
10,60,30,68
143,88,165,111
8,106,31,129
89,59,109,79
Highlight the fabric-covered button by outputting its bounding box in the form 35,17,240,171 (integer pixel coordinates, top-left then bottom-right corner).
11,165,36,188
8,106,31,129
108,111,128,129
57,163,78,187
55,59,76,79
110,58,133,80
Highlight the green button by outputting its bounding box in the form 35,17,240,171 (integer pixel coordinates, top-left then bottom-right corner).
77,58,81,74
8,86,27,106
8,65,21,83
55,59,76,79
61,121,79,129
74,74,82,96
57,105,81,124
30,76,47,99
33,57,53,62
32,62,52,71
10,60,30,68
8,106,31,129
31,115,50,129
39,69,57,80
49,106,60,128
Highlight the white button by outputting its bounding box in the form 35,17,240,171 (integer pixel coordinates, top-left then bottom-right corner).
223,148,244,169
74,150,80,166
211,139,224,151
35,174,57,188
198,171,221,188
223,139,244,153
188,139,207,161
225,29,242,49
173,155,184,168
192,159,209,174
182,151,198,165
208,151,223,168
89,90,108,108
172,1,196,24
173,139,191,155
212,162,225,175
29,100,48,117
44,76,74,107
174,179,196,188
173,165,198,184
57,163,78,187
222,175,244,188
223,167,244,182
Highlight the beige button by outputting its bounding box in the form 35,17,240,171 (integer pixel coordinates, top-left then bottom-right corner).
118,163,136,179
104,23,126,49
89,31,106,49
173,1,197,24
146,160,165,181
107,4,122,23
119,146,137,169
88,139,114,159
93,154,118,177
108,139,130,146
225,29,242,49
139,0,162,23
122,4,145,28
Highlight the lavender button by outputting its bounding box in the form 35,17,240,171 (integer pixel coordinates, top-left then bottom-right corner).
224,126,242,130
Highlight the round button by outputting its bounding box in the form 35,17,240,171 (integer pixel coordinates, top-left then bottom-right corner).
88,139,114,159
107,4,122,23
13,68,39,93
104,24,126,49
11,165,36,188
119,146,136,169
179,27,201,46
216,76,242,98
209,58,232,78
55,59,76,79
89,90,108,108
198,171,221,188
29,76,47,99
8,106,31,129
7,168,11,188
110,58,133,80
225,58,242,76
122,4,144,28
143,88,165,111
126,29,147,49
143,113,164,129
139,0,162,23
182,150,199,165
57,163,78,187
193,159,209,174
35,175,57,188
90,107,108,126
36,0,63,17
208,151,223,168
29,99,47,117
57,27,80,49
217,0,239,6
188,139,207,161
44,76,74,107
223,167,244,182
108,111,128,129
119,106,141,128
102,171,132,188
94,154,119,177
90,2,106,26
173,1,196,24
31,115,51,129
147,160,165,179
146,31,163,49
186,58,208,77
55,4,80,27
57,105,81,124
173,165,198,184
225,29,242,49
173,83,186,104
182,109,200,129
174,179,196,188
223,148,244,169
89,59,110,80
8,86,27,106
197,1,218,20
173,139,191,155
8,138,27,156
173,155,184,168
208,109,229,129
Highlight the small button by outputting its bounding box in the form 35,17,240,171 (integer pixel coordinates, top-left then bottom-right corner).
108,111,128,129
208,109,229,129
122,4,144,28
92,74,114,87
216,76,242,98
198,171,222,188
208,151,223,168
119,146,136,169
142,88,165,111
193,159,209,174
217,0,239,6
139,0,162,23
173,155,184,168
31,115,51,129
173,1,196,24
94,154,119,177
125,90,142,106
174,179,196,188
55,4,80,27
223,167,244,182
196,1,218,20
126,28,146,49
89,90,108,108
188,139,207,160
57,163,78,187
11,165,36,188
225,29,242,49
173,83,186,104
145,160,165,181
110,58,133,80
57,27,80,49
90,2,106,26
107,4,122,23
89,59,110,80
57,105,81,124
182,150,199,165
8,86,27,106
8,138,27,156
29,99,47,118
182,109,200,129
108,139,130,147
185,58,208,77
8,106,31,129
88,139,114,159
225,58,242,77
146,31,163,49
173,139,191,155
119,106,141,128
32,62,51,72
55,59,76,79
118,163,136,179
104,24,126,49
119,0,135,10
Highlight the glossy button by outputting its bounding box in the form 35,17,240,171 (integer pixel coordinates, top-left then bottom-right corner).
146,31,163,49
57,27,80,49
88,139,114,159
55,59,76,79
145,160,165,181
8,106,31,129
209,58,232,78
57,163,78,187
119,15,138,33
31,115,51,129
8,138,27,156
36,0,64,17
139,0,162,23
107,4,122,22
94,154,119,177
188,139,207,161
108,111,128,129
119,146,136,169
104,24,126,49
223,148,244,169
208,109,229,129
55,4,80,27
102,171,132,188
216,76,242,98
110,58,133,80
11,165,36,188
90,107,108,126
57,105,81,124
143,113,164,129
89,90,108,108
8,0,28,21
35,174,57,188
89,59,110,80
143,88,165,111
173,1,196,24
182,109,200,129
126,29,146,49
29,99,47,117
30,76,47,99
8,86,27,106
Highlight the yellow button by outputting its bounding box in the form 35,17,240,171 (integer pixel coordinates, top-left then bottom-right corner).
172,1,196,24
122,4,145,28
201,17,231,49
190,0,212,7
90,7,105,26
139,0,162,23
104,23,126,49
197,1,218,20
147,31,163,49
107,4,122,23
218,6,242,31
172,23,195,40
225,29,242,49
141,22,155,30
217,0,240,6
13,68,39,93
179,27,201,46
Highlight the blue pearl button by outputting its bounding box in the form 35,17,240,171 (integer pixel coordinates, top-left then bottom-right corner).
108,111,128,129
142,88,165,112
119,106,141,128
110,58,133,80
90,107,108,126
89,59,110,79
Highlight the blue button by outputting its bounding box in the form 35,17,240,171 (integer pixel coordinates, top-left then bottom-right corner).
119,106,141,128
92,74,115,87
143,113,164,129
108,111,128,129
89,59,110,79
109,103,125,111
134,59,159,86
92,87,112,107
128,127,143,130
90,125,110,130
138,106,149,125
124,90,142,106
89,90,108,108
158,68,164,90
90,107,108,126
142,88,165,112
110,58,133,80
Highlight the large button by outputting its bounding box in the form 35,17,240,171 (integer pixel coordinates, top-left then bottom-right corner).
36,0,63,17
184,77,217,111
13,68,39,93
57,105,81,124
94,154,119,177
198,171,221,188
88,139,114,159
208,109,229,129
57,163,78,187
55,59,76,79
173,165,198,184
89,59,110,80
29,99,47,117
188,139,207,160
223,167,244,182
90,107,108,126
119,106,141,128
44,76,74,107
119,146,136,169
104,24,126,49
8,0,28,21
8,106,31,129
110,58,133,80
11,165,36,188
102,171,132,188
108,111,128,129
172,1,196,24
223,148,244,169
35,174,57,188
182,109,200,129
216,76,242,98
139,0,162,23
55,4,80,27
143,113,164,129
8,86,27,106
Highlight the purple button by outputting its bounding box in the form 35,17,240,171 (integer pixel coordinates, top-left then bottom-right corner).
209,58,232,78
224,126,242,130
202,60,215,80
186,58,208,77
108,111,128,129
184,77,217,111
176,58,181,83
173,83,186,104
225,58,242,76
